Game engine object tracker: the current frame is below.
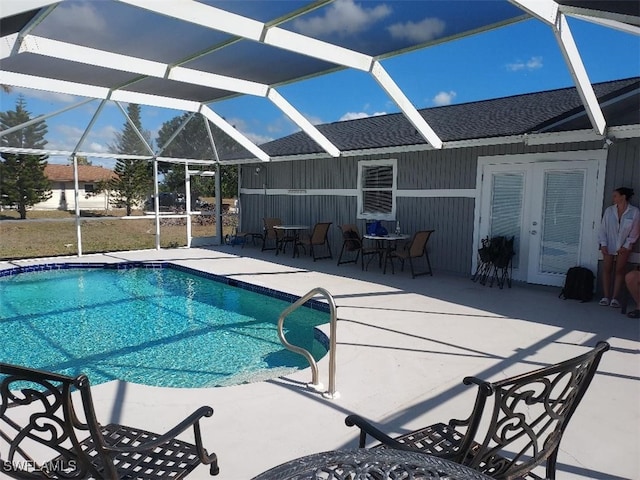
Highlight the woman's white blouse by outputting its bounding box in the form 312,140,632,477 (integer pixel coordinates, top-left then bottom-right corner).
598,203,640,252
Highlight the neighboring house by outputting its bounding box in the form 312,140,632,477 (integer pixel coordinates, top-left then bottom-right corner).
36,164,116,211
234,77,639,288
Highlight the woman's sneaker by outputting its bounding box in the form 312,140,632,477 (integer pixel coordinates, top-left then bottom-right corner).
599,297,610,306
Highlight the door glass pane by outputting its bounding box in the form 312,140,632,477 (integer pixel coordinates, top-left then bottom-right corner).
539,170,584,274
490,173,523,266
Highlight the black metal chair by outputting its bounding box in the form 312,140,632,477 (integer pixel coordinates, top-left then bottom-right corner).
336,224,380,270
346,342,610,480
0,363,219,479
472,236,515,289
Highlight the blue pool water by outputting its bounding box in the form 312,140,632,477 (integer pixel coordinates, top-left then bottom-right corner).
0,265,329,388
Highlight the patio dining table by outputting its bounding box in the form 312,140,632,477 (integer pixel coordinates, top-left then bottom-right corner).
363,233,410,274
251,448,492,479
273,225,309,258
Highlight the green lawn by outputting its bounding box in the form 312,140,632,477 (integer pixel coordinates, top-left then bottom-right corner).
0,209,235,260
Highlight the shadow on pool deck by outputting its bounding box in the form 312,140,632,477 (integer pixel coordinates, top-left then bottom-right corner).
2,247,638,479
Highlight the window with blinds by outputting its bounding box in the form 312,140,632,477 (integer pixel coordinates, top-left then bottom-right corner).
357,159,397,220
539,170,585,274
490,173,524,266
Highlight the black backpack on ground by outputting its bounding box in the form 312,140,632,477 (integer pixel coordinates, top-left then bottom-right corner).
559,266,595,302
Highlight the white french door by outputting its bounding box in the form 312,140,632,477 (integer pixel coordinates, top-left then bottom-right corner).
478,156,603,287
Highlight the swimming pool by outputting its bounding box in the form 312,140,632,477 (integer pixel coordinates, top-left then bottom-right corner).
0,263,330,388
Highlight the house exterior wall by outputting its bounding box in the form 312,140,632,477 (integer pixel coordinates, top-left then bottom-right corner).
240,137,638,275
34,182,111,211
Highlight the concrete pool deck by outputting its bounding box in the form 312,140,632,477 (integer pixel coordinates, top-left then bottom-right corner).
1,246,638,479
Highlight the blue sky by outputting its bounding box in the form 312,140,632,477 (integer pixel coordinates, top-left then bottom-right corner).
1,4,639,168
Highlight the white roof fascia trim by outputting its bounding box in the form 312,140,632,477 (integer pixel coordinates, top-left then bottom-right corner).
114,101,155,155
18,35,167,77
263,27,373,71
0,97,94,138
509,0,559,26
0,70,109,99
110,90,200,112
199,105,270,162
568,14,640,35
370,61,443,149
117,0,264,41
0,34,19,59
553,13,606,135
609,124,640,139
267,89,340,158
0,0,59,19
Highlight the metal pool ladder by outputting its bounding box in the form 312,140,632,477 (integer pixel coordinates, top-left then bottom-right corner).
277,287,339,399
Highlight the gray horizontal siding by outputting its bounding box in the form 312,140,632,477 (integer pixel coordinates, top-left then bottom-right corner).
602,137,640,254
239,137,639,275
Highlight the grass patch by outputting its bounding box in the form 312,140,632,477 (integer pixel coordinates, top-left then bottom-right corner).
0,210,234,260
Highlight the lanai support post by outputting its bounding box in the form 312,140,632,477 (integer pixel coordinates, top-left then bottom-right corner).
153,157,160,250
72,154,82,256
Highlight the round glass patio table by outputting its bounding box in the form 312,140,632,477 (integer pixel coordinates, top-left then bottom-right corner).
251,448,493,479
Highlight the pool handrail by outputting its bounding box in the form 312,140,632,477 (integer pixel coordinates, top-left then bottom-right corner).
277,287,339,399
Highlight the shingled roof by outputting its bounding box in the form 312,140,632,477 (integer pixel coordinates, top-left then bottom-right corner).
232,77,639,160
45,164,116,183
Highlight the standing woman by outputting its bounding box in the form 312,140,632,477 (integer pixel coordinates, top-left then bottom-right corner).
598,187,640,307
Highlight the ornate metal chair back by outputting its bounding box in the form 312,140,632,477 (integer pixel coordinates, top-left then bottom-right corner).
0,363,111,479
457,342,610,479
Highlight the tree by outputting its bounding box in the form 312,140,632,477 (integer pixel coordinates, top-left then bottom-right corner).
0,96,52,219
108,103,152,215
156,113,240,200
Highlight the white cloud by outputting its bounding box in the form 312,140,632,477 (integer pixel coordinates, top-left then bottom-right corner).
12,87,79,104
246,133,274,145
506,56,543,72
44,124,118,153
432,91,457,106
292,0,391,37
387,17,445,43
339,111,387,121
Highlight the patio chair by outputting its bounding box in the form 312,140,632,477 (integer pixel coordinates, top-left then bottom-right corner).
336,224,380,270
0,362,219,479
262,217,289,253
389,230,434,278
297,222,333,261
345,341,610,480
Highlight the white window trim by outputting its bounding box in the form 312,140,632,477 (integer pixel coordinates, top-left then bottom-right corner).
356,158,397,221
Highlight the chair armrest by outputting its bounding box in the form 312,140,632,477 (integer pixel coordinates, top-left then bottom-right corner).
344,414,417,452
101,406,218,470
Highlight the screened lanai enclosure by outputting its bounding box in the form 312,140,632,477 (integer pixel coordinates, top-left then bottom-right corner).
0,0,638,258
